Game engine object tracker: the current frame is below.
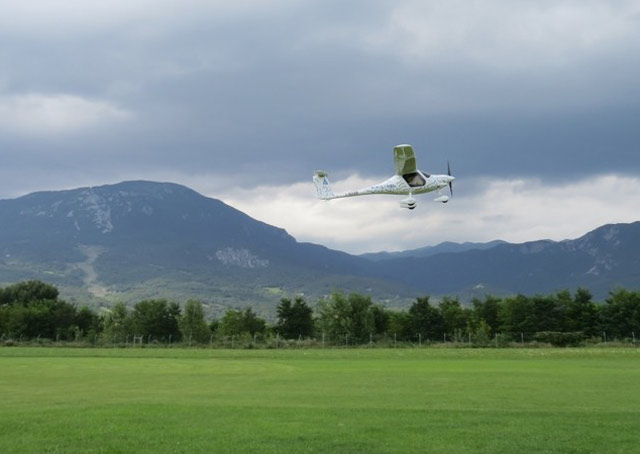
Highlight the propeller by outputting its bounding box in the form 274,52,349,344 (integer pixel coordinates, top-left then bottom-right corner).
447,161,453,197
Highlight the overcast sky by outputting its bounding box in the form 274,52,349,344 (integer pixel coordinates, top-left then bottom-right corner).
1,0,639,253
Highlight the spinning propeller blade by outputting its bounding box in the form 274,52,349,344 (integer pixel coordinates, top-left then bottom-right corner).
447,161,453,197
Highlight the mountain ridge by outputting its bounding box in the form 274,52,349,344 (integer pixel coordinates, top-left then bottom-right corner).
360,240,507,261
0,180,638,311
373,221,640,299
0,180,405,312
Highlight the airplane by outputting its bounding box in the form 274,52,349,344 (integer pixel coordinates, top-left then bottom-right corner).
313,144,454,210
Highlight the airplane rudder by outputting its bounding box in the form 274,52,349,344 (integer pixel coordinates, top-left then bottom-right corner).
313,170,334,199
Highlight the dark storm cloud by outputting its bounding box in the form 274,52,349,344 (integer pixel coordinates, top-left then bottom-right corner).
1,0,639,198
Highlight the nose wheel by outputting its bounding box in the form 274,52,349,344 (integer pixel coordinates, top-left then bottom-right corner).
434,192,449,203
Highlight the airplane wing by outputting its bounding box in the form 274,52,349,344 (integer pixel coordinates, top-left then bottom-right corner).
393,144,417,175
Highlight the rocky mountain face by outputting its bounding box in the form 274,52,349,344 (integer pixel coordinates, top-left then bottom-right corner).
0,181,401,311
0,180,638,311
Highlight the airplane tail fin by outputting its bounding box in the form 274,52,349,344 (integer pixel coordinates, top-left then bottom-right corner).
313,171,335,200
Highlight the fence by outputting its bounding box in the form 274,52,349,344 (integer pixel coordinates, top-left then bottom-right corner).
1,330,638,349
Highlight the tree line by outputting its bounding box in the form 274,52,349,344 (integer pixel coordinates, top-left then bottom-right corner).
1,280,639,347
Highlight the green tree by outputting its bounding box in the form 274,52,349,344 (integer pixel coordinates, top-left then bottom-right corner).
386,310,411,341
371,305,390,336
74,306,100,339
439,297,470,341
0,280,78,340
316,292,374,344
473,319,492,346
499,293,565,340
471,295,501,335
276,296,314,339
408,297,443,341
600,289,640,340
0,280,59,306
49,300,80,339
499,294,536,340
132,299,181,342
102,302,133,342
209,319,219,335
347,293,375,343
0,293,77,340
179,300,211,343
530,294,563,332
219,308,266,337
564,288,599,337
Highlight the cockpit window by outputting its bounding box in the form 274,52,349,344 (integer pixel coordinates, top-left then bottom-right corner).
403,171,426,187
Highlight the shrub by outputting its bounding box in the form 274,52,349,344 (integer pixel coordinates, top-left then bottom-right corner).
533,331,584,347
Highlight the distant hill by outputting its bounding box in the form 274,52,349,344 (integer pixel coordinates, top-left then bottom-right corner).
0,181,638,313
360,240,506,261
373,222,640,300
0,181,410,314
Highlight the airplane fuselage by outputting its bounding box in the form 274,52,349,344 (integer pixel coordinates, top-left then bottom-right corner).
334,171,454,198
312,144,455,209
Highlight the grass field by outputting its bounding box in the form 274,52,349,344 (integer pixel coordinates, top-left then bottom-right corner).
1,347,639,453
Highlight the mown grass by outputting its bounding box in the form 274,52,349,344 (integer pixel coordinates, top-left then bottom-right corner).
1,347,639,453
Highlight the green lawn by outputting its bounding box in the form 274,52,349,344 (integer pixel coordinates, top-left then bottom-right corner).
1,347,639,453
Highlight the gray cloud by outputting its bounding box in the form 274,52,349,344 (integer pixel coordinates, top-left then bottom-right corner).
1,0,639,201
219,174,640,254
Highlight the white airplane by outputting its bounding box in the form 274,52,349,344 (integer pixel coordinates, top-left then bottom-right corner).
313,144,454,210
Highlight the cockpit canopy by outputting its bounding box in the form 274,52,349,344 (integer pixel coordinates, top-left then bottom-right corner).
402,171,429,187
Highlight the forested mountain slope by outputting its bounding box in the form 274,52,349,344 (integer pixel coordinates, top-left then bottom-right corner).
0,181,637,309
373,222,640,299
0,181,404,309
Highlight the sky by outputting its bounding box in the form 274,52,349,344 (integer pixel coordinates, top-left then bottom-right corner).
1,0,639,253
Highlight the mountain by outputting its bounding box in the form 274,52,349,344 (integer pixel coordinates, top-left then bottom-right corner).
0,181,638,312
360,240,506,261
0,181,409,314
373,222,640,300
